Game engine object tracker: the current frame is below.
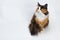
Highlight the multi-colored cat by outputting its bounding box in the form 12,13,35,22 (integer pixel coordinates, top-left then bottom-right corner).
29,2,49,35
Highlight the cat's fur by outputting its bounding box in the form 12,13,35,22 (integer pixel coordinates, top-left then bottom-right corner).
29,2,49,35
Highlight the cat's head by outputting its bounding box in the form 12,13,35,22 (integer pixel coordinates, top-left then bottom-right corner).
37,2,48,15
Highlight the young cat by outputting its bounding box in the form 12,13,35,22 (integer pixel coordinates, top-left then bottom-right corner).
29,2,49,35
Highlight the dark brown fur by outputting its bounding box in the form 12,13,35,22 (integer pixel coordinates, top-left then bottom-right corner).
29,15,42,35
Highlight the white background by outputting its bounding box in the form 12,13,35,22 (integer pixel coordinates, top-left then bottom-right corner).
0,0,60,40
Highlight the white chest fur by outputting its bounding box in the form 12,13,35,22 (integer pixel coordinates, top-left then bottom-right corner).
35,10,48,22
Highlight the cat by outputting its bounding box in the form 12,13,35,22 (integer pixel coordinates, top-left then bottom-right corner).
29,2,49,35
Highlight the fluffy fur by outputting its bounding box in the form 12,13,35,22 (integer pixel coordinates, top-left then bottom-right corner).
29,3,49,35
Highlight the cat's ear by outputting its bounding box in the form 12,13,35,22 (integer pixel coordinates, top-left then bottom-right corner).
38,2,41,7
45,4,48,7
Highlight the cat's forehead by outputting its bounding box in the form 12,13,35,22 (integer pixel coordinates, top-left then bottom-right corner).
38,6,47,10
41,5,47,9
38,2,48,9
